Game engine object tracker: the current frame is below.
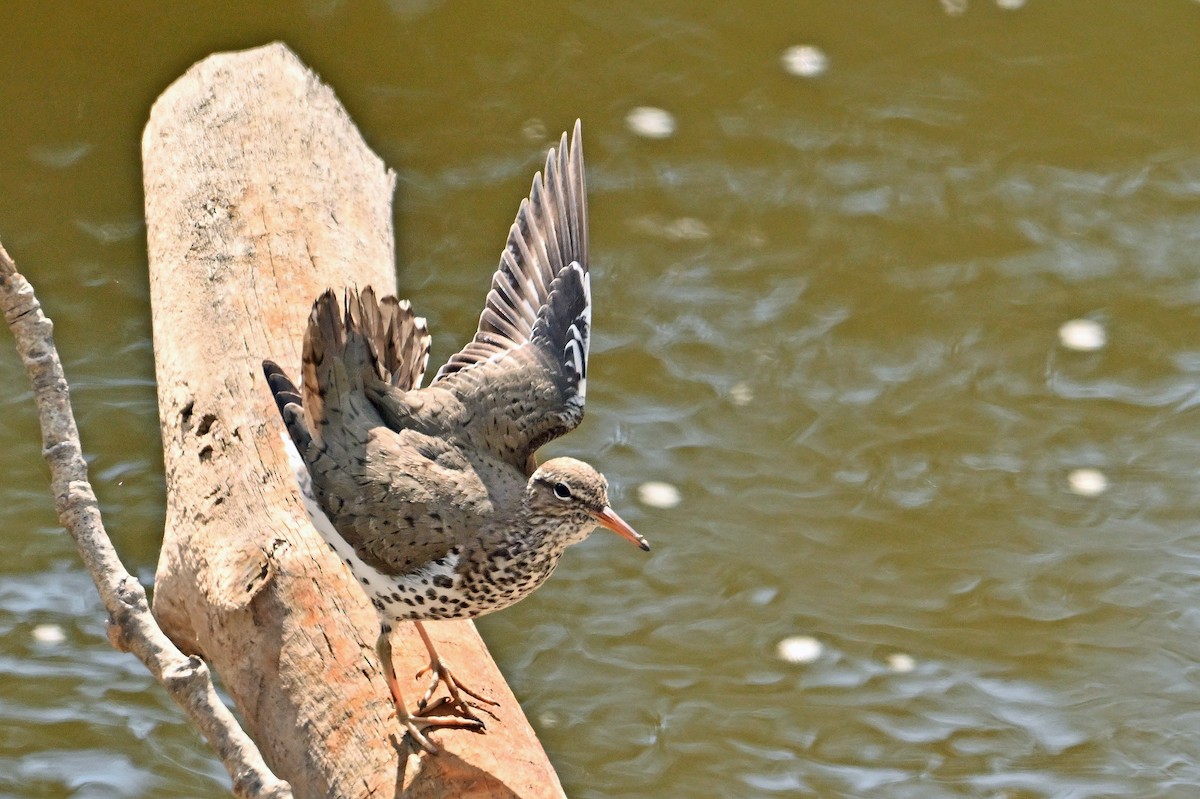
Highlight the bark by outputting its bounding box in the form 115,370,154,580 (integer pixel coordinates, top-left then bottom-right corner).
143,42,567,799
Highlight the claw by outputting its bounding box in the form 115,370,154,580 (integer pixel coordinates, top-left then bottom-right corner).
387,691,486,754
413,621,500,721
399,713,485,755
378,626,489,755
416,658,500,717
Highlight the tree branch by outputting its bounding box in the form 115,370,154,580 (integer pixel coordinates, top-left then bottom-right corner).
0,240,292,799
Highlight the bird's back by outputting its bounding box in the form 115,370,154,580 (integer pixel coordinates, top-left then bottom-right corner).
267,288,523,578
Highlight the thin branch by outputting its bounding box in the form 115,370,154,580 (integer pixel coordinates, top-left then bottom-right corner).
0,239,292,799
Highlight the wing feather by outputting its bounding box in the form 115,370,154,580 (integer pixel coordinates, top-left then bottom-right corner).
431,121,592,469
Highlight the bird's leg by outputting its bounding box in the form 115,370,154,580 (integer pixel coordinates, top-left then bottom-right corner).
376,626,482,754
413,621,499,717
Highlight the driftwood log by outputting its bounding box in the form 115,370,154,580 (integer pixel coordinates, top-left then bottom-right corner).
144,42,567,798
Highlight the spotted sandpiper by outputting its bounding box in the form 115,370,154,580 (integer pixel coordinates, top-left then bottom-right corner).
262,122,649,753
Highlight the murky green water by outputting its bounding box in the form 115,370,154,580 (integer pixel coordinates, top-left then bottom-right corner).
5,2,1200,797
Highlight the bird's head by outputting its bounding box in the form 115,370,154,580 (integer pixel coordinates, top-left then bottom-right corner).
527,457,649,551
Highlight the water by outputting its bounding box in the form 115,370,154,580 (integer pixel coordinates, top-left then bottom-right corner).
4,2,1200,797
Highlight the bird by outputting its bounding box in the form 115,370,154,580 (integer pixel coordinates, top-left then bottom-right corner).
262,121,649,754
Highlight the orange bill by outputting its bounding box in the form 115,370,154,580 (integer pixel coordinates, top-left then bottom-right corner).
593,506,650,551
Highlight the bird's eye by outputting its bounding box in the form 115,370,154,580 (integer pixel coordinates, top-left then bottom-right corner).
553,482,572,500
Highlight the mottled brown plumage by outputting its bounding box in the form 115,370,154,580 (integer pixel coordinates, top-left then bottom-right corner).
263,122,648,753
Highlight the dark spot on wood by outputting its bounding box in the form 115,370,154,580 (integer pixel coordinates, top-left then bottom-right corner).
198,445,213,463
196,413,218,436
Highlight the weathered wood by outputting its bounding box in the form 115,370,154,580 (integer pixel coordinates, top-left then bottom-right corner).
1,242,290,799
143,42,567,799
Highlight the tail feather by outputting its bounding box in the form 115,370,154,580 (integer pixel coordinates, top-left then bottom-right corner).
349,288,431,392
290,286,431,444
262,359,312,454
299,288,346,437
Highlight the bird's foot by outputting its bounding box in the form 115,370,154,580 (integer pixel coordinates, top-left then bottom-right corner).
416,659,500,720
396,710,485,755
378,626,487,754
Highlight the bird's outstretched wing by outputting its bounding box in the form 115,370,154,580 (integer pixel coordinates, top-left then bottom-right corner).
432,121,592,471
262,284,430,466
